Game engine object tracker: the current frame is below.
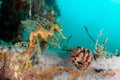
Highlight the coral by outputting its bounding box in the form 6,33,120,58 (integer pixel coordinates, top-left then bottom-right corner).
94,29,108,58
70,47,93,70
0,48,66,80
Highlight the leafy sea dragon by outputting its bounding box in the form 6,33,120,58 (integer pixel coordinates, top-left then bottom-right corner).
15,19,66,69
26,24,66,68
16,16,64,48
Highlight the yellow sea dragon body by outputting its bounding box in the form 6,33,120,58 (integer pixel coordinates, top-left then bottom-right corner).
15,22,66,69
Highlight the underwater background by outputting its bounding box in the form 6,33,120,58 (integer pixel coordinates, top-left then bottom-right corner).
1,0,120,80
57,0,120,53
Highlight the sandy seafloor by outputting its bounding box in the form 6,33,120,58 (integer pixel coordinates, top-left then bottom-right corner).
1,40,120,80
37,49,120,80
54,72,120,80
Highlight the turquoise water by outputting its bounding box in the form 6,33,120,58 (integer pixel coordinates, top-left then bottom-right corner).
58,0,120,53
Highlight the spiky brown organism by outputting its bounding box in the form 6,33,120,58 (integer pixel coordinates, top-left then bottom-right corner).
70,47,93,70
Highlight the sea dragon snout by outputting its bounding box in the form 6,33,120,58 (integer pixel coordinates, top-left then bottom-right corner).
52,24,66,39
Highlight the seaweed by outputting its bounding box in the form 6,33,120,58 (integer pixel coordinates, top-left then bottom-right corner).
67,35,72,44
84,25,96,43
84,26,109,58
